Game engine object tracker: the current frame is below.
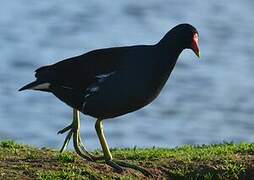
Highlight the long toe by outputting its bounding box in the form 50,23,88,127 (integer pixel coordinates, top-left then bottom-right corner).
59,129,73,152
105,160,125,173
104,159,152,177
113,160,152,177
73,131,95,162
57,124,73,134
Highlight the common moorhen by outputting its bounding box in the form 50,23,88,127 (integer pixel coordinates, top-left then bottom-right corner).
19,23,200,176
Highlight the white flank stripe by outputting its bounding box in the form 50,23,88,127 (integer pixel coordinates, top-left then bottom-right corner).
32,83,50,90
96,71,116,79
90,86,99,92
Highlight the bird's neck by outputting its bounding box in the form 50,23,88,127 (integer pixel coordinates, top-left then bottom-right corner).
151,41,184,88
157,30,185,60
156,42,184,66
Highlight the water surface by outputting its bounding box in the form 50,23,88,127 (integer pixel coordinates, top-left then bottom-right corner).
0,0,253,150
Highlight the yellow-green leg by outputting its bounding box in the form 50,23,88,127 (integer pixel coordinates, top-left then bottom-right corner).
58,109,103,161
95,119,152,176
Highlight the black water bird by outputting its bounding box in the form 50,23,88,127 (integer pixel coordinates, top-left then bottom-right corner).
19,23,200,176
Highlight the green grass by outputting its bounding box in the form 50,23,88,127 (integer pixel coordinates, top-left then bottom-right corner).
0,140,254,179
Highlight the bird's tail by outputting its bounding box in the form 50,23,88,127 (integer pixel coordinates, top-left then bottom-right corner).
19,80,50,92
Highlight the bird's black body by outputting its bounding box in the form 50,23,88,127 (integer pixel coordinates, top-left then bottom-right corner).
20,24,199,119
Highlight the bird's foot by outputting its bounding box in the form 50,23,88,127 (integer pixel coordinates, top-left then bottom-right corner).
74,132,104,161
61,130,72,152
105,159,152,177
58,124,103,161
57,123,75,153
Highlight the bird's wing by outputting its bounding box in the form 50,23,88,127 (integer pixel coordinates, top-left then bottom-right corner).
35,47,123,90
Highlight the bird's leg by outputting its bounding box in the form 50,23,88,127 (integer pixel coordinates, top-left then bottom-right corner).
57,109,98,161
57,109,84,152
95,119,152,177
72,109,103,161
95,119,123,171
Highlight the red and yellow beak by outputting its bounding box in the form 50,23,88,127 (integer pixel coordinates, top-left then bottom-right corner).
191,33,200,58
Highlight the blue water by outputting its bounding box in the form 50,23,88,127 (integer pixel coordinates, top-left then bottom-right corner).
0,1,254,150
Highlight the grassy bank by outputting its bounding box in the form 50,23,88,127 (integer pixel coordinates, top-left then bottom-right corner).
0,140,254,179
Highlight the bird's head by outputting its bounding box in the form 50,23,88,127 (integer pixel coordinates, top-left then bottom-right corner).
159,23,200,58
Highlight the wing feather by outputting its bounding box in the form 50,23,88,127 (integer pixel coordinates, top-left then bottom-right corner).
35,47,122,90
